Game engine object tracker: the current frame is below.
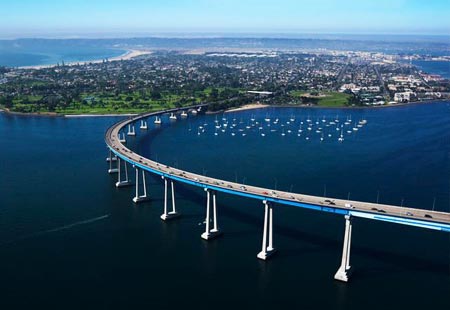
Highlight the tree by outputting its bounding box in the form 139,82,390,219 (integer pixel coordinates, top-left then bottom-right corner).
151,91,162,100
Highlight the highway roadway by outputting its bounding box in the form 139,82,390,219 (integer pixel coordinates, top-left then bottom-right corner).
105,105,450,232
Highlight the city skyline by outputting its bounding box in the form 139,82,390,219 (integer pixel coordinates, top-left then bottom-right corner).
1,0,449,38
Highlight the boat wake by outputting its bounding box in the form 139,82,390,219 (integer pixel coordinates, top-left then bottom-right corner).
1,214,110,246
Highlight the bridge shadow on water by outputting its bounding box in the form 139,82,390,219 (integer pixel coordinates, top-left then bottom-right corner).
162,181,450,280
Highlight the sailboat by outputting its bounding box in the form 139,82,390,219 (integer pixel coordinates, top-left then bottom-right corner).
154,116,161,124
338,129,344,142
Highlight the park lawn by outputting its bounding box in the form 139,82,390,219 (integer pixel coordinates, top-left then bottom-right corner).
290,91,350,107
317,92,350,107
4,87,243,115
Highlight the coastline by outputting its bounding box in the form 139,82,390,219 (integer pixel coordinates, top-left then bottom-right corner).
223,99,448,112
18,49,152,70
0,108,136,117
1,99,447,118
64,113,137,118
224,103,270,113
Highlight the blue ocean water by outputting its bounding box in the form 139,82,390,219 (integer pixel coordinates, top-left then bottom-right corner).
413,60,450,79
0,103,449,309
0,43,125,67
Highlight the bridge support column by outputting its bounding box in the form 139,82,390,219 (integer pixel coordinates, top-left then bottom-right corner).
140,120,148,130
160,176,179,221
119,132,127,143
257,200,276,260
201,189,221,240
107,150,118,174
106,149,117,162
334,214,353,282
127,124,136,136
133,167,150,203
115,158,132,188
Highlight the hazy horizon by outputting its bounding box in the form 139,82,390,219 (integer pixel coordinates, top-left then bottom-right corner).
1,0,449,39
1,31,450,42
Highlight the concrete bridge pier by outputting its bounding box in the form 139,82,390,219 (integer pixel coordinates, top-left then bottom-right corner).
127,124,136,136
107,150,118,174
257,200,276,260
115,157,132,188
133,167,150,203
160,176,180,221
119,132,126,143
106,149,117,162
201,189,221,240
334,214,353,282
140,120,148,130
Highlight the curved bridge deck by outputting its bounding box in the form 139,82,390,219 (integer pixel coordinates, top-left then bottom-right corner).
105,104,450,282
105,105,450,231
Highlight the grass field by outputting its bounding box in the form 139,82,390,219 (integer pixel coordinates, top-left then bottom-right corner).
290,91,351,107
3,87,242,114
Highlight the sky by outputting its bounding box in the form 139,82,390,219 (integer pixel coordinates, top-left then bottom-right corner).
1,0,449,38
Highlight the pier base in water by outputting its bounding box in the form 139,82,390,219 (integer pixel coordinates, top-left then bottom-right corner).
334,215,353,282
201,189,221,240
160,177,180,221
257,200,276,260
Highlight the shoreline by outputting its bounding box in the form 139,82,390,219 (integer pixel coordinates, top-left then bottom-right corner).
64,113,137,118
18,49,152,70
224,103,270,113
1,99,447,118
223,99,448,112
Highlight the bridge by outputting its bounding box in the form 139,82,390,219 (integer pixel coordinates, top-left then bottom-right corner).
105,104,450,283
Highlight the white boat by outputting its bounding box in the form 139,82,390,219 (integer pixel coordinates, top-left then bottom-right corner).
169,113,177,120
154,116,161,124
181,111,188,118
338,129,344,142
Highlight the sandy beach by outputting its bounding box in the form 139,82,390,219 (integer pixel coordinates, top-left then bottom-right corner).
225,103,270,113
19,49,152,70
